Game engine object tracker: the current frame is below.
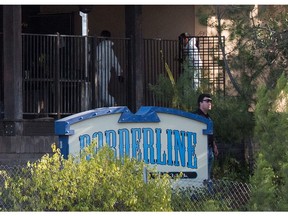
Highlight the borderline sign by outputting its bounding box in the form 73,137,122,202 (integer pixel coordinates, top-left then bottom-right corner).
55,106,212,186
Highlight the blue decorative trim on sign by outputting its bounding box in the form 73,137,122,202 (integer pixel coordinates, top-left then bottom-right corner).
118,106,160,123
54,106,130,135
55,106,213,135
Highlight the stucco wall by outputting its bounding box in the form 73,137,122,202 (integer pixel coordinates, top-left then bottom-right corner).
39,5,207,40
143,5,196,40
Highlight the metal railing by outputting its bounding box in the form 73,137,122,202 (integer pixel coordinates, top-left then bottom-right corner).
1,33,225,119
143,36,225,107
0,33,3,119
144,38,180,107
22,33,130,118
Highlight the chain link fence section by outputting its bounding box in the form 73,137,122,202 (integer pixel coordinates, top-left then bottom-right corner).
0,164,254,211
0,164,27,211
172,179,254,211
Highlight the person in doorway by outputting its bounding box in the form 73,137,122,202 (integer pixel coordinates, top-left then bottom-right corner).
193,93,218,180
96,30,124,107
179,32,202,89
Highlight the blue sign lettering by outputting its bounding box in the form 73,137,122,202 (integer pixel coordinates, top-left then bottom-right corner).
78,127,198,169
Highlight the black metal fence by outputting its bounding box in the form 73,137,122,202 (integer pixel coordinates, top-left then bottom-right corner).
22,33,130,118
143,36,225,107
0,33,3,119
1,33,225,119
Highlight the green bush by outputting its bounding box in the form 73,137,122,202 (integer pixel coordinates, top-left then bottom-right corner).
210,95,254,144
213,155,250,182
149,61,201,111
2,143,173,211
249,74,288,210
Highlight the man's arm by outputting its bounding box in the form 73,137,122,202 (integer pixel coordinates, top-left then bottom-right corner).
111,51,124,82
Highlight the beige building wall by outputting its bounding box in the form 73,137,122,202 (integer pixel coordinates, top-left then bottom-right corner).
39,5,207,40
194,6,208,36
143,5,198,40
39,5,125,37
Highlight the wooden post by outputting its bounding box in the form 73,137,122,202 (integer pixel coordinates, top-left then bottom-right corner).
3,5,23,135
125,6,144,113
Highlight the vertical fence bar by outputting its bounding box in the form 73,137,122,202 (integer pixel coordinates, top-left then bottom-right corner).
0,33,3,119
55,33,61,119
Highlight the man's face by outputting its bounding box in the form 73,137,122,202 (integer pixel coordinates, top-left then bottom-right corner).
200,97,212,112
182,37,189,46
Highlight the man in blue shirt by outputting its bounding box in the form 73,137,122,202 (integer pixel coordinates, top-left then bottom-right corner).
194,93,219,180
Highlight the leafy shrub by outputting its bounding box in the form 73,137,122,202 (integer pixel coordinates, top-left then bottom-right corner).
249,74,288,210
210,95,254,144
2,143,173,211
149,61,201,111
213,155,250,182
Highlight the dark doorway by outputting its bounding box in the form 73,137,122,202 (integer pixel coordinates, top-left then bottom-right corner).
26,12,74,35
